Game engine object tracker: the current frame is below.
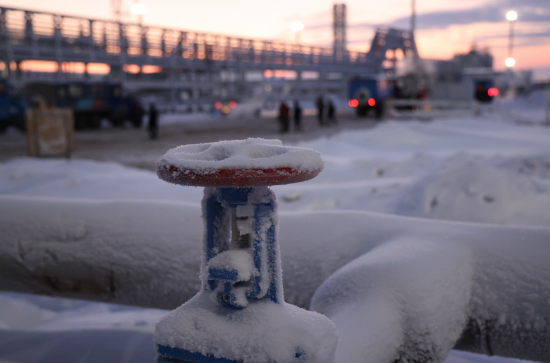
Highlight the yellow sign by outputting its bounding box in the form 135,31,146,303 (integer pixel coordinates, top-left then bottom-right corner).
26,109,75,158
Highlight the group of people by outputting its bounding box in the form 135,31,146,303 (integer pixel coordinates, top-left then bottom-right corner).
278,96,337,133
278,100,302,133
315,96,337,127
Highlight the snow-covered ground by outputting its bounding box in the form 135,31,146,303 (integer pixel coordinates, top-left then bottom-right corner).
1,98,550,363
3,116,550,226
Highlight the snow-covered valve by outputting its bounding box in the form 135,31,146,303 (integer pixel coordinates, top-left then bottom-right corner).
154,139,338,363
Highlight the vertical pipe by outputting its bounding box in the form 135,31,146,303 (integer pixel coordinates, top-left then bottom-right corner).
231,208,251,249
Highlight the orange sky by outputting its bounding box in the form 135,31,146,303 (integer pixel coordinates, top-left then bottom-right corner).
4,0,550,77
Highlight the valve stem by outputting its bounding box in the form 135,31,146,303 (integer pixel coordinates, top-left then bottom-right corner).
231,208,251,249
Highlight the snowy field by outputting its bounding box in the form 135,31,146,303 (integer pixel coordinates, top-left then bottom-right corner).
1,97,550,363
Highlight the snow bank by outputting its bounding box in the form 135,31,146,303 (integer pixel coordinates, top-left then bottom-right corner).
3,115,550,226
493,90,550,125
386,158,550,226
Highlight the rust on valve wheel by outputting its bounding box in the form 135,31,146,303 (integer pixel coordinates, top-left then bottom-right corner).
157,164,322,187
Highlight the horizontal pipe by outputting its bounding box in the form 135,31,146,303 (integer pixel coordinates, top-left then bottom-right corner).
1,196,550,361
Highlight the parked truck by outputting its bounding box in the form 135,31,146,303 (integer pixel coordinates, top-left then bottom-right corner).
348,76,393,118
25,81,144,130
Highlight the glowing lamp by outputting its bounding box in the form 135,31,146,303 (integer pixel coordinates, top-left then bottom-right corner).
291,21,304,32
131,3,147,15
215,102,222,110
506,11,517,21
368,98,376,107
349,99,359,107
229,101,237,109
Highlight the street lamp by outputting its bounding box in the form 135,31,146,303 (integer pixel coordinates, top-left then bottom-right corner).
131,1,147,25
505,10,517,68
505,57,516,67
291,21,304,44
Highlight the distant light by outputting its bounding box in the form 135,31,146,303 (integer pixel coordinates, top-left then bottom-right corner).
291,21,304,32
488,88,499,97
349,99,359,107
229,101,237,109
368,98,376,107
221,106,230,114
131,3,147,15
505,57,516,67
506,11,517,21
215,101,222,109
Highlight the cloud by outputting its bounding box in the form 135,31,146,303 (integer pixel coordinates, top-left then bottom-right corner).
388,0,550,30
316,0,550,32
302,0,550,51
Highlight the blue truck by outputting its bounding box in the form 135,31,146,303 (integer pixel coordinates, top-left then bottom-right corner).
0,79,28,133
473,79,497,103
348,76,393,117
25,81,144,130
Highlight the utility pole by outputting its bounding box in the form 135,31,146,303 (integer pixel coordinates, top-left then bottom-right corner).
333,4,346,61
505,11,517,68
111,0,123,22
411,0,416,35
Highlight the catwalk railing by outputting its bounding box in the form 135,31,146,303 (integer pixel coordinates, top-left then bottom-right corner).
0,6,371,71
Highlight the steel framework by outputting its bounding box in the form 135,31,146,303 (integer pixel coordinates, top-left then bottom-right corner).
0,6,418,106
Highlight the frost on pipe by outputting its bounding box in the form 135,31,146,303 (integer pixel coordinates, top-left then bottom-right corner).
156,138,324,187
154,139,336,363
1,196,550,363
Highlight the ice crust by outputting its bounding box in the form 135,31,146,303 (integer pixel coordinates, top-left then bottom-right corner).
154,291,338,363
156,138,324,173
207,250,256,282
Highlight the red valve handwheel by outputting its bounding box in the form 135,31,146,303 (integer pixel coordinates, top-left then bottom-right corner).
157,164,322,187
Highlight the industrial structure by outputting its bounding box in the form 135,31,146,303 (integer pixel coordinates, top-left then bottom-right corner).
0,5,420,110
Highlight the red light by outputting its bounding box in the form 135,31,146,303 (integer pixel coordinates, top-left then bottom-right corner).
215,102,222,109
349,99,359,107
488,88,499,97
368,98,376,107
229,101,237,109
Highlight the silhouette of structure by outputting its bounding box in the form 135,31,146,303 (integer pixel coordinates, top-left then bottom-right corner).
333,4,346,62
0,6,420,107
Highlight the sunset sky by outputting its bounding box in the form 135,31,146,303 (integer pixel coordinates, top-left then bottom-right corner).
4,0,550,79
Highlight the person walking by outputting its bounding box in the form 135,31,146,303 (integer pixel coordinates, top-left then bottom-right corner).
293,100,302,132
327,99,337,125
278,101,290,133
316,96,325,126
148,103,159,139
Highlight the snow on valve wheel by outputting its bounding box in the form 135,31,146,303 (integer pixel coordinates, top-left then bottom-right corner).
156,138,324,187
